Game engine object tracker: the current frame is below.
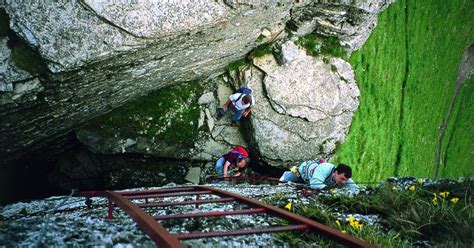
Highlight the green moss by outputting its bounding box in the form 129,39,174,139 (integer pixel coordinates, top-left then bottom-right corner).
226,58,248,72
256,34,265,42
330,64,337,72
249,42,274,58
294,34,347,58
83,80,204,149
0,9,9,38
9,37,48,75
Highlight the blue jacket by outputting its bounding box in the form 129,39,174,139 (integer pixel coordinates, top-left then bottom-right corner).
298,161,357,190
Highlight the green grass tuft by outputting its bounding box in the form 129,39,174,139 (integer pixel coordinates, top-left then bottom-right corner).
249,42,274,58
294,34,347,58
226,58,248,72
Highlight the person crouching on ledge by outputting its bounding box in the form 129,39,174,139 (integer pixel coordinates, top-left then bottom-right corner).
215,149,248,177
279,161,358,189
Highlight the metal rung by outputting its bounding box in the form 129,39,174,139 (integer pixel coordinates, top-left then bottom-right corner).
138,197,235,208
175,224,309,240
118,187,196,196
127,191,213,200
154,208,267,220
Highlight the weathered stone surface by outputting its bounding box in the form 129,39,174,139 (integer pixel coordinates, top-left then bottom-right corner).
185,167,202,184
0,37,43,105
290,0,393,51
198,91,215,105
1,0,390,164
249,41,359,166
76,77,247,162
0,38,31,86
1,2,290,164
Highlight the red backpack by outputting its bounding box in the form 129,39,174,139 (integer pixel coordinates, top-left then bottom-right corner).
231,146,249,158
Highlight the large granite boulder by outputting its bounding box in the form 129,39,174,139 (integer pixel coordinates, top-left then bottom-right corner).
248,41,360,166
289,0,393,51
1,1,390,164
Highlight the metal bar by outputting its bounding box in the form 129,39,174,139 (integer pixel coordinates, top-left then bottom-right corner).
106,200,113,220
138,197,235,208
117,187,196,196
197,186,374,248
126,191,213,200
154,208,267,220
195,194,200,209
78,191,183,248
207,176,283,183
175,224,309,240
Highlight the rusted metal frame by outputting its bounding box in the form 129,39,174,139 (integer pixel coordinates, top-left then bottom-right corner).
207,176,283,183
117,187,197,196
77,191,184,248
197,186,375,248
154,208,267,220
138,197,235,208
175,224,309,240
126,190,213,200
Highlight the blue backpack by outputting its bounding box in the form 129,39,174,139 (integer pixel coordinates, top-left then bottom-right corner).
236,87,252,95
235,87,253,105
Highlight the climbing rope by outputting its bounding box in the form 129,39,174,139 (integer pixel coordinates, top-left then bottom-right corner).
35,189,77,248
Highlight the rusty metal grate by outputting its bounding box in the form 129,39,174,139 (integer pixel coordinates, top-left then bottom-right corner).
78,186,374,248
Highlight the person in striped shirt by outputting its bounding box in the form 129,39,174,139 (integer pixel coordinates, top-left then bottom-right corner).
279,161,358,190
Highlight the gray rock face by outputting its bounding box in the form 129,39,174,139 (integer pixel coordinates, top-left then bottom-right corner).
249,41,359,165
290,0,393,51
1,1,390,164
1,2,290,163
0,37,42,105
6,1,228,72
76,77,248,162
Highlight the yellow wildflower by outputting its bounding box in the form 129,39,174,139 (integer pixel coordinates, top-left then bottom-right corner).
417,178,424,185
450,197,459,204
290,166,298,173
331,188,337,194
335,220,341,226
349,220,363,230
439,192,450,198
284,202,293,211
408,185,416,191
432,197,438,205
341,230,347,234
348,215,355,223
